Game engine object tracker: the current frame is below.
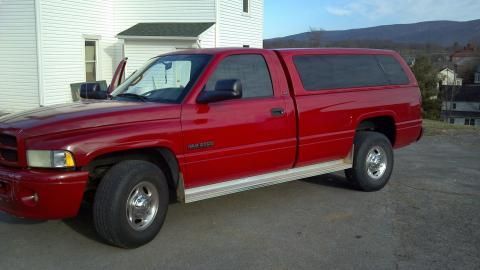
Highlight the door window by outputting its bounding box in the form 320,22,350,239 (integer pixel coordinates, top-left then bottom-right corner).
205,54,273,98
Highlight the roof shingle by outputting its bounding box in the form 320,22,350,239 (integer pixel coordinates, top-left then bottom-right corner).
440,85,480,102
117,22,215,38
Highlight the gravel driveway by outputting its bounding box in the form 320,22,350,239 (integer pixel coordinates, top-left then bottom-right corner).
1,133,479,270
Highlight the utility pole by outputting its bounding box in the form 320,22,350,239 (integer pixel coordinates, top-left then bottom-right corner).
449,64,458,124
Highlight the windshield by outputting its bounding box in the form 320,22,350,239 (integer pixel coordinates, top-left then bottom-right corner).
112,54,211,103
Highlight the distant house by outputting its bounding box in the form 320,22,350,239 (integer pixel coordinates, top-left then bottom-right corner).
441,85,480,126
437,67,463,88
450,44,480,84
450,44,480,63
0,0,264,113
404,56,416,67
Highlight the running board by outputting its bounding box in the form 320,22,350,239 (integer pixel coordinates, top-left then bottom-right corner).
184,159,352,203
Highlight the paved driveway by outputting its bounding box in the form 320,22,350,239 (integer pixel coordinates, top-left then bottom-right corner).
1,134,479,270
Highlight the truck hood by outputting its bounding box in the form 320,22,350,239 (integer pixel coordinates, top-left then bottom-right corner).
0,100,181,138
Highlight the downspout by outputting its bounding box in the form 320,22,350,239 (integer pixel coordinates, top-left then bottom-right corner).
34,0,45,106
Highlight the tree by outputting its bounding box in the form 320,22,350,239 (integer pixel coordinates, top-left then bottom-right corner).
411,56,441,119
307,26,324,48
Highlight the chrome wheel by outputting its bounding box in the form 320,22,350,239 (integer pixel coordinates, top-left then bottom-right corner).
126,181,159,231
366,146,387,180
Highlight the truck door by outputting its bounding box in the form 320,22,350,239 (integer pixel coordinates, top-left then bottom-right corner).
181,51,296,188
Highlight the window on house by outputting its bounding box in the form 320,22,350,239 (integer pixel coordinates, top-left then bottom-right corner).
243,0,249,13
464,118,475,126
205,54,273,98
452,103,456,110
85,40,97,82
449,118,455,124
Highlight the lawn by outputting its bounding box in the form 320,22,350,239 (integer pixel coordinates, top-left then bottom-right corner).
422,119,480,136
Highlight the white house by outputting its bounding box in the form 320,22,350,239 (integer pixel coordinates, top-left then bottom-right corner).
437,67,463,88
441,85,480,126
0,0,264,113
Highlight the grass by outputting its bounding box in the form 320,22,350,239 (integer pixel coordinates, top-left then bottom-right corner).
423,119,480,136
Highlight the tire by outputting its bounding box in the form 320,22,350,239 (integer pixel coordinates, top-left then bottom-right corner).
344,131,394,191
93,160,169,248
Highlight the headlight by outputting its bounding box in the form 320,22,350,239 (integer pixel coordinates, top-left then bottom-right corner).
27,150,76,168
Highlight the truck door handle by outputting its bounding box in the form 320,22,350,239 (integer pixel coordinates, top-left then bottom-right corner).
271,107,285,117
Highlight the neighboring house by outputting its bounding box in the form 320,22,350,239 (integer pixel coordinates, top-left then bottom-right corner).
441,85,480,126
0,0,264,113
437,67,463,88
450,44,480,64
450,44,480,84
403,55,416,67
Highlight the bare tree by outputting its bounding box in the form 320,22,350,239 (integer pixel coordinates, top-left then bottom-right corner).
308,26,324,48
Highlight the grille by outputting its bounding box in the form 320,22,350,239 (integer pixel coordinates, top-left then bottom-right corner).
0,134,17,147
0,133,18,164
0,149,17,162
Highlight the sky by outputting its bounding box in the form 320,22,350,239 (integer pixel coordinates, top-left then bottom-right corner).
264,0,480,38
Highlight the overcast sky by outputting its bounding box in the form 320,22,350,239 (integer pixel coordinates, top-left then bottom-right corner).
265,0,480,38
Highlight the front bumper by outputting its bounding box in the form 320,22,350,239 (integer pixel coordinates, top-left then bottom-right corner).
0,165,88,219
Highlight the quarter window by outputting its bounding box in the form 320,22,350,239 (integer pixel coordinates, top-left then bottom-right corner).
376,55,410,85
85,40,97,82
205,54,273,99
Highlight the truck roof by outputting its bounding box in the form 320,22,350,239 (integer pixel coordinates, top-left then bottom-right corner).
169,47,397,56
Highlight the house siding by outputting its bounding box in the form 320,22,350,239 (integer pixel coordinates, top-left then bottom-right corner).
1,0,262,113
216,0,263,48
114,0,216,34
443,101,480,112
0,0,39,113
38,0,120,106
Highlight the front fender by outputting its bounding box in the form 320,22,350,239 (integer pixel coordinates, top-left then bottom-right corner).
25,119,183,167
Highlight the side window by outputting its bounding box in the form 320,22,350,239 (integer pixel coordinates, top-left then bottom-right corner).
293,55,388,91
205,54,274,98
376,55,410,85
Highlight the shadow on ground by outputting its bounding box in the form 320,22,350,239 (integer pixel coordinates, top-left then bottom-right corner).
0,212,46,225
62,173,356,243
301,173,357,191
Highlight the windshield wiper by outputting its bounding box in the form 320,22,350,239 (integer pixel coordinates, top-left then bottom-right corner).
115,93,149,102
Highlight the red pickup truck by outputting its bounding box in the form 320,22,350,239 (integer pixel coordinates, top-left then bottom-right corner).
0,48,422,248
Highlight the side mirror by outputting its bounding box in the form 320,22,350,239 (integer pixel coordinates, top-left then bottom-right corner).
197,79,243,104
80,83,108,100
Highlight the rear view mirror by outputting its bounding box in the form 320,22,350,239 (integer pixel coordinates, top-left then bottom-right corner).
197,79,243,104
80,83,108,100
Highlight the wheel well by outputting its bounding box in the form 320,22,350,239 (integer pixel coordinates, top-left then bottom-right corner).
356,116,396,145
83,148,180,202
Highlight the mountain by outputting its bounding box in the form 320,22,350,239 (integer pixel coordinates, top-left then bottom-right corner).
265,20,480,47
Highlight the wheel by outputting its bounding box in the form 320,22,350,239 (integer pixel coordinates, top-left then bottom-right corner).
93,160,169,248
344,131,394,191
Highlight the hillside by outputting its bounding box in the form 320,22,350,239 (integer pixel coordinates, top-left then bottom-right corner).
265,19,480,47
